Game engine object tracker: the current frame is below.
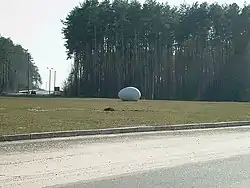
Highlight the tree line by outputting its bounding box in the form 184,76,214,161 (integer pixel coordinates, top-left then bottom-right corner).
0,36,42,93
62,0,250,101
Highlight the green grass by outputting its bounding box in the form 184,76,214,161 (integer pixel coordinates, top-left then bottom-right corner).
1,97,250,135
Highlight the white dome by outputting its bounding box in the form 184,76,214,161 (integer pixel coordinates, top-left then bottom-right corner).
118,87,141,101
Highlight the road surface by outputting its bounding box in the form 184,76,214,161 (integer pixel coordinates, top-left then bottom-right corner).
1,126,250,188
60,154,250,188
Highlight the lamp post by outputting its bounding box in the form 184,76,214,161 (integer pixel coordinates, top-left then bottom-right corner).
27,54,30,94
54,70,56,89
47,67,53,95
47,67,56,95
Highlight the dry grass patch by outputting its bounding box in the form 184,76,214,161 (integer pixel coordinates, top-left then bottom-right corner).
1,97,250,135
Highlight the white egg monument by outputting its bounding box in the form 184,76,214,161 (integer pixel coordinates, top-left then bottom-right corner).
118,87,141,101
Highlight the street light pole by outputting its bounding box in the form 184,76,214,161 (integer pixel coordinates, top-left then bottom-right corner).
27,55,30,94
47,67,56,95
49,69,51,95
54,70,56,89
47,67,53,95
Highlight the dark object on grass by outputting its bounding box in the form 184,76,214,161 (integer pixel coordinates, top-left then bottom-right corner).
104,107,115,111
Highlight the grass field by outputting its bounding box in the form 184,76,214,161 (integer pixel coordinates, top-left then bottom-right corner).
1,97,250,135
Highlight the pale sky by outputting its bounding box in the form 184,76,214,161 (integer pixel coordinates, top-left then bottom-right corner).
0,0,245,90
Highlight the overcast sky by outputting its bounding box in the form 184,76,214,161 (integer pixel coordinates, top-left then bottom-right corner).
0,0,246,90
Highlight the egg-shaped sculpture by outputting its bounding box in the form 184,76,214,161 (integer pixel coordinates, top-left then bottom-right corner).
118,87,141,101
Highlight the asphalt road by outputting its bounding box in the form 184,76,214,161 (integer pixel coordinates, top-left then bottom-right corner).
1,126,250,188
60,154,250,188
